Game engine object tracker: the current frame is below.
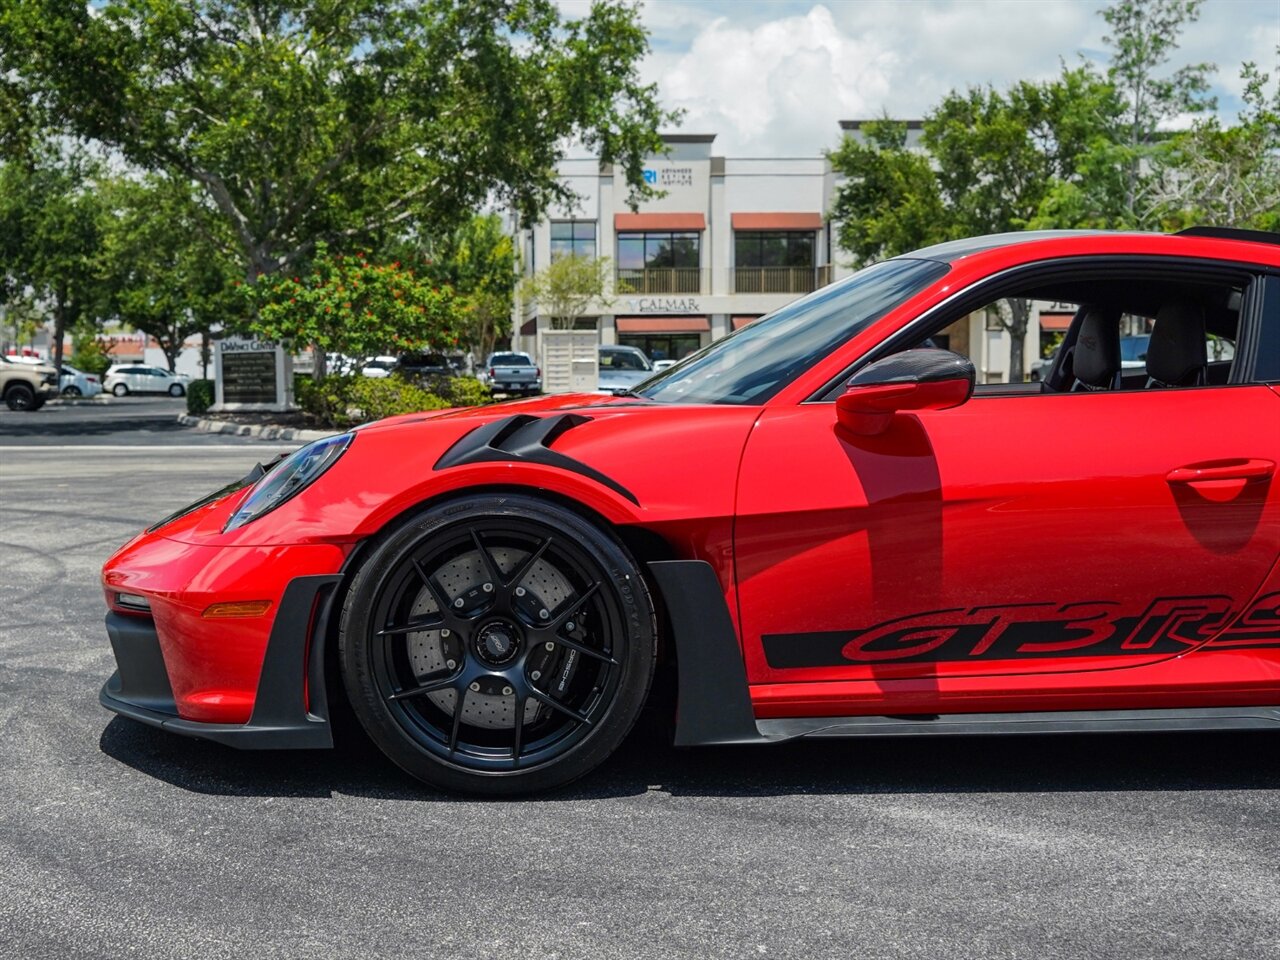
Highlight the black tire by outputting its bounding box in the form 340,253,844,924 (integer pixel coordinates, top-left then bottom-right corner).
339,493,656,795
62,385,82,397
112,383,129,397
168,382,185,397
4,383,36,411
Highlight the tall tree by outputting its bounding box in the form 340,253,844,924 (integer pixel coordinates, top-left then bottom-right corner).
1149,56,1280,230
99,177,241,371
830,71,1122,379
420,215,518,360
1100,0,1216,224
0,0,675,284
0,147,107,372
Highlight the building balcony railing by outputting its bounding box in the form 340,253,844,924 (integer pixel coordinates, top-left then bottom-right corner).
731,265,833,295
615,267,706,295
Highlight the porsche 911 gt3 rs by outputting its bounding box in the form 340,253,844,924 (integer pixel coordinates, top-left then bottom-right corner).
100,228,1280,794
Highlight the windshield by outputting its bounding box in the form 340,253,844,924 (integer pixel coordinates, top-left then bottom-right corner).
602,349,652,371
636,258,949,405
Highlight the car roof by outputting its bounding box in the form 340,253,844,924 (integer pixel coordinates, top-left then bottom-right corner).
903,229,1280,266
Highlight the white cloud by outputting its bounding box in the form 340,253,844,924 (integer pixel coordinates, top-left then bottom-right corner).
640,5,895,156
633,0,1280,157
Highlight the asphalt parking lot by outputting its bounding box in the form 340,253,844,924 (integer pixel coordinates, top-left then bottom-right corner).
1,405,1278,960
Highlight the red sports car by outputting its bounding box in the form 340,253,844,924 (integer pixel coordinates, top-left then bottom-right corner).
100,228,1280,794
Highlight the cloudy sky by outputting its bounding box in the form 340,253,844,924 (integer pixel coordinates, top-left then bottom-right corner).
564,0,1280,157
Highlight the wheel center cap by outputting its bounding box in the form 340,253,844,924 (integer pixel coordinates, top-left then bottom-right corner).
475,621,520,665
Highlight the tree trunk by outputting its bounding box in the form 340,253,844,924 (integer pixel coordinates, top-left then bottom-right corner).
51,287,67,375
313,345,328,382
201,330,210,379
1005,298,1031,383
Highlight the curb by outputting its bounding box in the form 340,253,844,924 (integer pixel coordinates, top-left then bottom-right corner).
177,414,335,442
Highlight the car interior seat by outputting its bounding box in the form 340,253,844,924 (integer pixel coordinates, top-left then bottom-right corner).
1146,302,1207,387
1070,305,1122,391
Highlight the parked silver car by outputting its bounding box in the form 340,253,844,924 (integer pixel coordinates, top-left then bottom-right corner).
596,344,653,395
60,363,103,397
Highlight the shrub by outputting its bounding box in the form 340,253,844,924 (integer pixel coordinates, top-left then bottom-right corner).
444,375,492,407
69,331,112,377
186,379,215,415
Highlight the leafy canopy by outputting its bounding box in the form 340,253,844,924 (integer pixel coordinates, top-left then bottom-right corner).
0,0,675,280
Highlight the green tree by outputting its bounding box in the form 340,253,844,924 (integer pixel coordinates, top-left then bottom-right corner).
249,245,463,369
1100,0,1216,225
411,215,517,360
1150,56,1280,230
0,147,107,372
0,0,675,284
520,254,614,331
99,177,242,371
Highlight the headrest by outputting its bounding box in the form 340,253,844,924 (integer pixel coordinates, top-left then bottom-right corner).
1147,302,1206,386
1073,306,1121,388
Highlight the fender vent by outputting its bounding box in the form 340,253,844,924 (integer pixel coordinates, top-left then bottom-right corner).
433,414,639,505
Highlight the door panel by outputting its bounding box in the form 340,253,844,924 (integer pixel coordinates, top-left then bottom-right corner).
735,387,1280,688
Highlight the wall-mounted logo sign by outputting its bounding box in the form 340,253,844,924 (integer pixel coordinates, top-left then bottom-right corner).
627,297,701,313
642,167,694,188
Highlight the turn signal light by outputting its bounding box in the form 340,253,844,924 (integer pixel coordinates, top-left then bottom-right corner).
202,600,273,619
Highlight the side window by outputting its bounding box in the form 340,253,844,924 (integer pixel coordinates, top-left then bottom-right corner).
901,270,1244,394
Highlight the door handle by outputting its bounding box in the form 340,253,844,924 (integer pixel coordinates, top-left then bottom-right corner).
1167,459,1275,484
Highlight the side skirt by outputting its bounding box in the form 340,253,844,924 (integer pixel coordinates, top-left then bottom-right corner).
646,559,1280,746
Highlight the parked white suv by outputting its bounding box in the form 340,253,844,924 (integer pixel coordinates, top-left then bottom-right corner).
103,364,189,397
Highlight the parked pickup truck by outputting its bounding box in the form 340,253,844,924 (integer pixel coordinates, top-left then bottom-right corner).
481,352,541,395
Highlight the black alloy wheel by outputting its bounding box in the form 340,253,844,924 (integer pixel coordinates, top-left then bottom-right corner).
5,383,35,411
340,494,656,795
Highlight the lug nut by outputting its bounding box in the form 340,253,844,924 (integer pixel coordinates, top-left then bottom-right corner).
446,659,456,670
539,608,549,619
453,598,464,608
530,670,541,681
544,641,555,651
469,681,481,692
565,621,575,632
515,587,526,597
502,686,513,696
441,628,451,638
482,582,493,593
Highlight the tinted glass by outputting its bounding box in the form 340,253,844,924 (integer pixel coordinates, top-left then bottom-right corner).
491,354,531,366
638,257,950,405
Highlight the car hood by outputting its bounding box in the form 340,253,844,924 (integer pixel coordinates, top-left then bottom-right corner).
158,393,760,547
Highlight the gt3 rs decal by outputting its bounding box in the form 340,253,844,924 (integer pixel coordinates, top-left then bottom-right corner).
762,592,1280,668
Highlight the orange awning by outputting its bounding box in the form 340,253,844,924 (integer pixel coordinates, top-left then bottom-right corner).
615,213,706,232
1039,313,1074,331
732,315,762,330
615,317,710,333
731,213,823,231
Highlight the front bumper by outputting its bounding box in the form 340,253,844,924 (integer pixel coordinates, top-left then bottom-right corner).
100,574,340,749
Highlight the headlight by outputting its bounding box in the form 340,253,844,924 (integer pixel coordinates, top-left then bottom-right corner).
224,433,352,531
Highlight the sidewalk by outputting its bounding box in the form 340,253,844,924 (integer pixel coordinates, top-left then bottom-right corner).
177,414,335,442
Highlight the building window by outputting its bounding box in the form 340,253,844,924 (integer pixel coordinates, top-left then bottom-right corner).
616,232,701,293
733,231,817,293
550,221,596,260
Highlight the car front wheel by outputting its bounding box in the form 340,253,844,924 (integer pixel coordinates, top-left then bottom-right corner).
5,383,37,411
339,493,656,795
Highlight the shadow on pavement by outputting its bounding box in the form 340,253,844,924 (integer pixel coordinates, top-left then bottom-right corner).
0,413,189,438
98,712,1280,802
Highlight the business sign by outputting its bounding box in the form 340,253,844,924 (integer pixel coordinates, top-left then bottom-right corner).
624,297,702,314
212,337,293,411
643,167,695,188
